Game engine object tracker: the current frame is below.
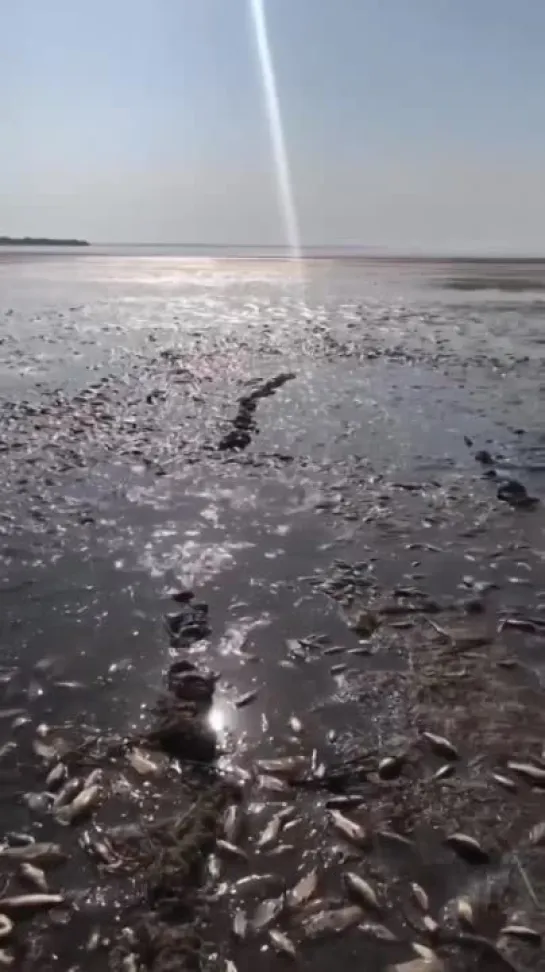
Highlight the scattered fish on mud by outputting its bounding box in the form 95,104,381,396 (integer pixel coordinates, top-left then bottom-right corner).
422,731,458,761
344,872,380,911
358,922,397,941
329,810,368,847
287,867,318,908
53,777,84,809
0,843,66,865
0,894,64,913
54,783,102,825
268,929,296,958
432,764,454,782
491,772,517,792
507,761,545,786
302,905,363,938
19,863,48,892
445,833,489,864
234,690,258,709
45,762,67,790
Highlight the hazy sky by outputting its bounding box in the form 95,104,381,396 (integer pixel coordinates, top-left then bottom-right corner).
2,0,545,252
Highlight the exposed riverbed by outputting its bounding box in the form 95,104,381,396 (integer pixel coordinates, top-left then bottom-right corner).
1,250,545,971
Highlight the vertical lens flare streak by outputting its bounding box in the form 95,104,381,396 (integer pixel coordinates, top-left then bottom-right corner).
249,0,303,271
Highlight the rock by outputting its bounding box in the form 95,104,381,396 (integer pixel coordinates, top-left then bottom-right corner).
171,589,194,604
167,660,218,703
475,449,494,465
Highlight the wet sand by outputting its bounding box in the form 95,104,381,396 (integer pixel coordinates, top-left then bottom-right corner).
1,252,545,969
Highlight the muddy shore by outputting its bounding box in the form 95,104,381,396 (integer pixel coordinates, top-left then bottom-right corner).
1,254,545,971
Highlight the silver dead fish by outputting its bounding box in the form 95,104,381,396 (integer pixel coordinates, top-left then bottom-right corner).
0,843,66,865
128,748,159,776
0,917,12,941
232,909,247,940
234,690,258,709
252,896,284,931
223,804,244,844
500,924,541,945
507,761,545,786
329,809,367,846
45,762,67,791
344,872,380,911
269,929,296,958
255,756,304,778
55,784,102,825
216,839,248,861
20,863,48,892
302,905,363,938
422,731,458,761
410,882,429,913
0,894,64,912
445,833,489,864
357,922,397,941
287,867,318,908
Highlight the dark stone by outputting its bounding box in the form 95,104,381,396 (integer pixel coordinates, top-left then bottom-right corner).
464,435,473,448
463,598,485,615
218,430,251,451
482,468,497,479
475,449,494,465
171,589,194,604
497,478,527,500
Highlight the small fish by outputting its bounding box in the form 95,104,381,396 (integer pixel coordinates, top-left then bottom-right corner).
20,863,48,892
257,812,285,850
287,867,318,908
528,820,545,845
128,748,159,776
225,962,237,972
412,943,438,960
500,924,541,945
378,754,405,780
255,756,304,778
0,950,13,967
326,795,364,810
268,929,296,958
86,929,101,952
256,774,289,793
234,690,258,708
507,761,545,786
422,731,458,761
5,833,34,848
329,810,367,846
456,897,474,927
232,909,247,940
45,762,67,791
0,916,12,941
288,716,302,734
53,777,83,809
79,831,118,867
0,843,66,865
84,769,103,789
54,680,85,689
252,896,284,931
0,743,15,762
233,873,283,895
491,772,517,792
32,740,57,764
0,893,64,912
499,618,537,633
432,764,454,782
121,956,138,972
445,833,489,864
223,804,244,844
422,915,439,934
0,709,26,721
331,663,348,675
344,872,380,911
216,839,248,861
55,784,102,825
266,842,294,856
303,905,363,938
376,829,414,847
357,922,397,941
410,882,429,913
393,960,443,972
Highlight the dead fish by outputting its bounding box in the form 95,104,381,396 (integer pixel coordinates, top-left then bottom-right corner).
344,872,380,911
422,731,458,761
216,839,248,861
303,905,363,938
225,963,237,972
53,777,83,809
491,772,517,792
86,928,101,951
266,843,294,856
377,829,414,847
288,716,302,734
268,929,296,958
412,943,438,961
121,956,139,972
0,951,13,967
79,831,119,867
5,833,34,847
232,909,247,940
128,748,159,776
0,743,15,762
410,882,429,913
0,916,12,941
234,690,258,708
223,804,244,844
445,833,489,864
0,894,64,913
500,924,541,945
422,915,439,934
456,897,474,927
232,873,283,895
255,756,304,778
54,680,85,689
55,784,102,825
357,922,397,941
378,754,405,780
0,709,26,721
507,761,545,786
0,843,66,865
432,764,455,782
19,863,48,892
45,762,67,791
326,795,365,810
22,791,53,813
84,769,103,789
528,820,545,845
32,740,57,764
331,663,348,675
287,867,318,908
329,810,368,846
256,774,290,793
499,617,537,633
394,959,443,972
252,896,284,931
256,812,285,850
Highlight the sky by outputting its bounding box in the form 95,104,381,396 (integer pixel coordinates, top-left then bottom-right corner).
2,0,545,253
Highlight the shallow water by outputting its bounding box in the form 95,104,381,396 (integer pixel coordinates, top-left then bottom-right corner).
2,249,545,969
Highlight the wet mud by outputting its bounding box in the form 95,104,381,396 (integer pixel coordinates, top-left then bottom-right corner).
1,254,545,970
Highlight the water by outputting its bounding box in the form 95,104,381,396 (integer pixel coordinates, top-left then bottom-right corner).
2,248,545,969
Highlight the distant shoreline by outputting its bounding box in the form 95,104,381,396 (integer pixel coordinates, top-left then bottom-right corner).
0,236,89,247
